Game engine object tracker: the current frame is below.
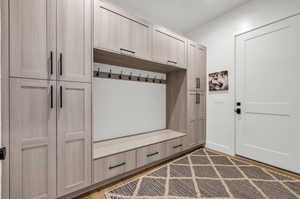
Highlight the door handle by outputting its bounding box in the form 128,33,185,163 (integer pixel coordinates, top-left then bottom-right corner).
50,51,53,75
147,152,159,158
235,108,241,114
109,162,126,170
196,93,200,104
59,53,63,76
60,86,63,108
167,60,177,64
50,85,53,109
120,48,135,54
196,78,201,89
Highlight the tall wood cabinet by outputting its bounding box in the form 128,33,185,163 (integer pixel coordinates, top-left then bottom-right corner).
9,0,92,198
185,41,206,149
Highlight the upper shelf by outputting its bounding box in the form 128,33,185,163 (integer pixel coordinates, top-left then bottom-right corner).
94,48,186,73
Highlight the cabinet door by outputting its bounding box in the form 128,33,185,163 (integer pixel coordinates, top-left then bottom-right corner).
152,28,169,64
131,21,152,60
57,82,91,196
57,0,92,82
188,42,206,91
186,92,206,148
168,36,186,68
10,79,56,199
10,0,56,80
94,2,120,52
153,27,187,68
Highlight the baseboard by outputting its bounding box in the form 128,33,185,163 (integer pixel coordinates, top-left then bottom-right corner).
206,141,234,156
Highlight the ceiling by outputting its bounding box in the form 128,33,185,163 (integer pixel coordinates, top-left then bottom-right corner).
107,0,251,34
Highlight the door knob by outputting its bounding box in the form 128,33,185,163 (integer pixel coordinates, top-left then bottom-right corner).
235,108,241,114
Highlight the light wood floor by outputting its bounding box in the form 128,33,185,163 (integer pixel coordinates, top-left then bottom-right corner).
76,147,300,199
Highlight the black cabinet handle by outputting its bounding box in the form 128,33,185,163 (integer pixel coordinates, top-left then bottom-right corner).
167,60,177,64
120,48,135,54
59,53,63,76
109,162,126,170
173,144,183,149
196,93,200,104
196,78,200,89
50,85,53,109
60,86,63,108
50,51,53,75
147,152,159,158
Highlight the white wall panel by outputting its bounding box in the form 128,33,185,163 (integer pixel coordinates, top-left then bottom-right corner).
93,65,166,141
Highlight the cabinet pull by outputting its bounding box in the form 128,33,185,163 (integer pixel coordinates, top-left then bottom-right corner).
167,60,177,64
196,93,200,104
109,162,126,170
147,152,159,158
50,51,53,75
59,53,63,76
196,78,201,89
173,144,183,149
120,48,135,54
60,86,63,108
50,85,53,109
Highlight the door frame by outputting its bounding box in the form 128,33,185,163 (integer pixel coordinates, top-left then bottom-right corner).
234,12,300,156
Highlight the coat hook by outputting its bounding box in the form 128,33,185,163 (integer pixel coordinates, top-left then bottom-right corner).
108,69,112,78
129,72,132,80
96,67,100,77
153,76,156,83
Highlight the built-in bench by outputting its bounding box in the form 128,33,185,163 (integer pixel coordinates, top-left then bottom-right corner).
93,129,186,183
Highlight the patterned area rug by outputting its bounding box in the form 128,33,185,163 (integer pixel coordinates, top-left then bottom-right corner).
105,148,300,199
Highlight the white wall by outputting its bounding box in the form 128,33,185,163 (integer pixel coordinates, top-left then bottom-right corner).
186,0,300,155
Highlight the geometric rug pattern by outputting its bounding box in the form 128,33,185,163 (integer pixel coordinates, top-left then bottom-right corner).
105,148,300,199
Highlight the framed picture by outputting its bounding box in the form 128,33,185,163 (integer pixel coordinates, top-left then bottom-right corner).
208,70,229,91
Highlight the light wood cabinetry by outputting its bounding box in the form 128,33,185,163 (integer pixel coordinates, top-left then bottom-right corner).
93,150,136,183
57,0,92,82
166,138,184,156
10,0,57,80
152,26,187,68
10,0,92,82
94,0,152,60
188,41,206,92
185,42,207,149
57,82,92,196
10,78,57,199
137,142,167,168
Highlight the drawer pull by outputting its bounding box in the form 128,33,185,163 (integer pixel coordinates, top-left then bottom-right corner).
109,162,126,170
173,144,183,149
120,48,135,54
147,152,159,158
167,60,177,64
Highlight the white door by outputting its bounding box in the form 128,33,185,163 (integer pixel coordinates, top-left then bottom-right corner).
236,15,300,174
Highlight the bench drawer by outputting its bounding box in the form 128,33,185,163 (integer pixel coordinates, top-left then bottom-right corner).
137,142,166,168
93,150,136,183
166,138,184,156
